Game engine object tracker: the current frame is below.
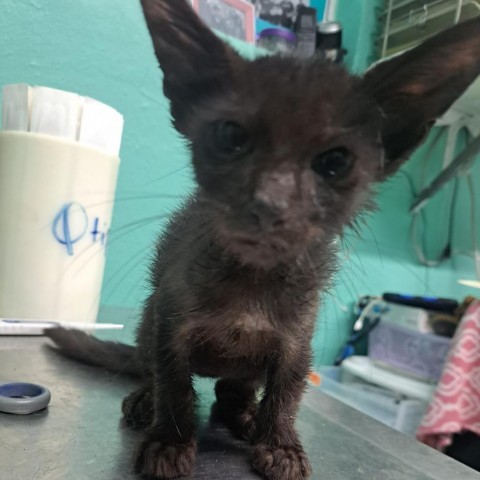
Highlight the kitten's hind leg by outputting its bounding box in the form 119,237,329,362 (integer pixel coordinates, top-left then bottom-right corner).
213,378,259,441
122,385,154,428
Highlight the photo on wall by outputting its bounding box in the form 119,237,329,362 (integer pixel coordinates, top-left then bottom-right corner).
250,0,311,28
192,0,256,43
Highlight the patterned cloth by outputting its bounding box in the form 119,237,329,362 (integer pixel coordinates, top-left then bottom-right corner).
417,302,480,450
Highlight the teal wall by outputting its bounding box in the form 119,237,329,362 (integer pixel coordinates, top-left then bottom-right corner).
313,0,480,364
0,0,258,311
1,0,478,365
314,132,480,364
335,0,385,73
0,0,192,310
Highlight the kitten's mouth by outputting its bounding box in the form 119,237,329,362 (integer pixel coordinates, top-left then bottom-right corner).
213,209,320,269
217,229,305,269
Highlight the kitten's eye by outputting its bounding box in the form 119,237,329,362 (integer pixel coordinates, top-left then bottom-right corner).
213,121,250,154
311,147,354,181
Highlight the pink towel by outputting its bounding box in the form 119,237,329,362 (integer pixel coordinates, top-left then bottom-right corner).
417,301,480,450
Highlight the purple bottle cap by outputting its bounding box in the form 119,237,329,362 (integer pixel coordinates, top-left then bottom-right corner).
259,28,296,43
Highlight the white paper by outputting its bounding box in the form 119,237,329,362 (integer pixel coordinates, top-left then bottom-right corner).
2,84,123,155
29,86,81,140
2,84,32,131
79,97,124,156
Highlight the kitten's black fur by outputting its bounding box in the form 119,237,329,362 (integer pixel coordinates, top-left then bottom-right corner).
46,2,480,479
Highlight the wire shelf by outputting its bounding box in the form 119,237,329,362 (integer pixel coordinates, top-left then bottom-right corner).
378,0,480,58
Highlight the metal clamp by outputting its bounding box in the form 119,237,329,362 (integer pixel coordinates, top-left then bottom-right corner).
409,4,429,27
0,382,51,415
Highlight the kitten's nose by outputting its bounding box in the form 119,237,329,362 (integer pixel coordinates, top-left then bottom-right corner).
249,198,285,231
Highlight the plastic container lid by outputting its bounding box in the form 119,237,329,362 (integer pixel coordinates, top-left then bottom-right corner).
317,21,342,34
258,28,296,43
0,382,51,414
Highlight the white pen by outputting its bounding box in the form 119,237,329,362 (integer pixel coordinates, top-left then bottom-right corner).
0,319,124,336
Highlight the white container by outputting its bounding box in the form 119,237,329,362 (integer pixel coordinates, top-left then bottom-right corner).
316,365,429,436
0,131,120,324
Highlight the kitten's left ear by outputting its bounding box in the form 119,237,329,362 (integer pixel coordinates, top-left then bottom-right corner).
140,0,243,135
362,17,480,178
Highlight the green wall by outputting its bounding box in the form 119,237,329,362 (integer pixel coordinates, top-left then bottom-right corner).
335,0,385,73
1,0,478,365
0,1,256,311
314,133,480,364
313,0,480,363
0,0,191,309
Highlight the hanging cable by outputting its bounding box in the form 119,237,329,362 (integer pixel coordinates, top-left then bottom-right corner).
410,125,465,267
466,173,480,279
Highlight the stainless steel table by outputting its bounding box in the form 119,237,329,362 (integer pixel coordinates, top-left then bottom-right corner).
1,330,478,480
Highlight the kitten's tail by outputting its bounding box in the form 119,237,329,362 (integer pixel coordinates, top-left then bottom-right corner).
45,327,141,378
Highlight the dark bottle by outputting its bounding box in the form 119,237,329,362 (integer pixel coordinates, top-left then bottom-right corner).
294,5,318,58
316,21,346,64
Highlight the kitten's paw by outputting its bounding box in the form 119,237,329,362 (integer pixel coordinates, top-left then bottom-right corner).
212,401,256,440
253,444,312,480
236,404,257,440
122,388,153,428
134,439,196,479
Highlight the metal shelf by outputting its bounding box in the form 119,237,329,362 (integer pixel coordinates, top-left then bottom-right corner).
376,0,480,118
379,0,480,57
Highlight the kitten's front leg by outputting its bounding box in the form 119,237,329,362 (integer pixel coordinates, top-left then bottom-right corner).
253,348,312,480
134,345,197,479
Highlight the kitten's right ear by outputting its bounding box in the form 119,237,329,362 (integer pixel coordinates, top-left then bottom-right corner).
140,0,243,134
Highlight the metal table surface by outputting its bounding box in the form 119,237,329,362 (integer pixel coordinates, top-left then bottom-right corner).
1,333,479,480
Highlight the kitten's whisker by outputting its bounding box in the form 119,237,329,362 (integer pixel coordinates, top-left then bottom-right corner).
138,164,191,188
103,247,150,304
68,214,168,280
340,237,368,278
80,193,182,209
113,214,169,236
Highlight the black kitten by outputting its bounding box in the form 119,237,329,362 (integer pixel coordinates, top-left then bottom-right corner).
47,2,480,479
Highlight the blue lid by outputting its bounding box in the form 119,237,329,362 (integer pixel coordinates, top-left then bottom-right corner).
0,382,51,414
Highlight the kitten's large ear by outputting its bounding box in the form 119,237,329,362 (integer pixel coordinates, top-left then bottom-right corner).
140,0,242,134
362,17,480,178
